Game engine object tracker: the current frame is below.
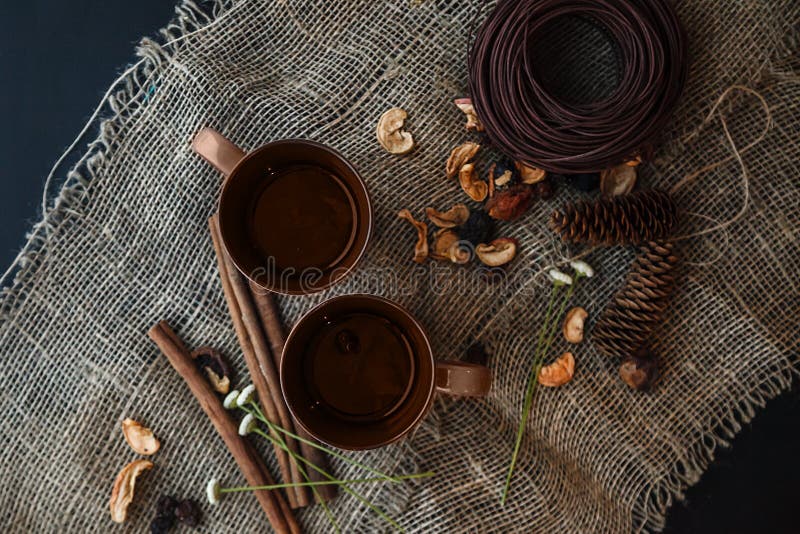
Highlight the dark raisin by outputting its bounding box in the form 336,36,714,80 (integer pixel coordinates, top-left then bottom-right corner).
150,514,175,534
175,499,202,527
155,495,178,517
194,350,230,379
458,210,493,246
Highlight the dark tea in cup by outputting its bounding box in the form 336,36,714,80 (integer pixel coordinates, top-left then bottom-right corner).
281,295,492,450
249,164,357,272
192,128,371,294
303,311,416,423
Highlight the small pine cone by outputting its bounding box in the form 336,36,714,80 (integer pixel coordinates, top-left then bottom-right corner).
550,189,678,245
594,241,680,358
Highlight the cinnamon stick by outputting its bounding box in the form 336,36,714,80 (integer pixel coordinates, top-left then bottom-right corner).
147,321,300,534
249,285,338,502
209,215,310,507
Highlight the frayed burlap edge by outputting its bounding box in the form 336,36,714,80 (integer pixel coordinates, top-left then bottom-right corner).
1,2,798,532
633,357,799,533
0,0,228,316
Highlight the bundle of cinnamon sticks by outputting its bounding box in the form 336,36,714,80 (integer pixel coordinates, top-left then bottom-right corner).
148,321,301,534
208,214,336,508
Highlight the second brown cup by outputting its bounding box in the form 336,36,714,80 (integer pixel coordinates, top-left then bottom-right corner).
281,294,492,450
192,128,372,295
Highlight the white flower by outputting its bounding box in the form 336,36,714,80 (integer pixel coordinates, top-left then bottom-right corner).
236,385,256,407
206,478,221,505
548,269,573,286
238,413,256,436
570,260,594,278
223,390,240,410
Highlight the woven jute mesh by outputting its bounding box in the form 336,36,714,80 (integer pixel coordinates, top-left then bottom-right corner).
1,1,799,532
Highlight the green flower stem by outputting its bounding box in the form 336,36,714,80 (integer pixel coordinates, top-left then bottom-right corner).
219,473,434,493
246,403,405,483
246,404,339,532
502,273,584,504
501,283,560,504
252,426,406,533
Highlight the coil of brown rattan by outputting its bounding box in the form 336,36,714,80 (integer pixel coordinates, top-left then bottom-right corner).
468,0,687,173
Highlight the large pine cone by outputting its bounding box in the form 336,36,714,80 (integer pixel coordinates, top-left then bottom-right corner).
593,241,680,358
550,189,678,245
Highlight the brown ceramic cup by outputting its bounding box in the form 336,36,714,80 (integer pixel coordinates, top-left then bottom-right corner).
192,128,372,295
281,294,492,450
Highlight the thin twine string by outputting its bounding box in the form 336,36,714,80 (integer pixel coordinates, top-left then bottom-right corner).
667,85,771,265
0,1,244,288
534,85,771,272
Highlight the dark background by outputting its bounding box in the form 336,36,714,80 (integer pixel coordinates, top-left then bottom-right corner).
0,1,797,532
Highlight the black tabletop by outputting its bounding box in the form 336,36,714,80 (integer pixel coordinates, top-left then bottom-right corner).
1,1,797,532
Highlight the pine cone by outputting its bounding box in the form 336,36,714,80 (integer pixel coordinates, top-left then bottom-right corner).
593,241,680,358
550,189,678,245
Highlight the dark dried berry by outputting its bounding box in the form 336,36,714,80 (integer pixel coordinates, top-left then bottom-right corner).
458,210,493,246
335,329,361,354
175,499,202,527
193,348,230,379
150,514,175,534
465,342,490,365
156,495,178,517
562,172,600,192
619,347,659,391
533,177,555,200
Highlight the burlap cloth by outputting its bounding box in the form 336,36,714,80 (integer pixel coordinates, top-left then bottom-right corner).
1,1,798,532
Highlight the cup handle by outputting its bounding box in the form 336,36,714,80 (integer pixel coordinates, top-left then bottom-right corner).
434,361,491,397
191,127,246,176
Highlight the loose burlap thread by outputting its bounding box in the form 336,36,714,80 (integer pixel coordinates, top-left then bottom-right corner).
1,1,798,532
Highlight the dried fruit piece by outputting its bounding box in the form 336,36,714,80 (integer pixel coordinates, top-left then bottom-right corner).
626,154,643,166
459,163,488,202
425,204,469,228
446,142,480,179
431,229,470,264
454,97,484,131
490,162,517,187
619,347,659,391
449,242,472,264
376,107,414,154
475,238,517,267
600,163,637,196
110,459,154,523
563,307,588,344
431,229,457,260
485,184,534,221
538,352,575,387
397,209,428,263
121,419,160,456
192,347,232,394
515,161,546,184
